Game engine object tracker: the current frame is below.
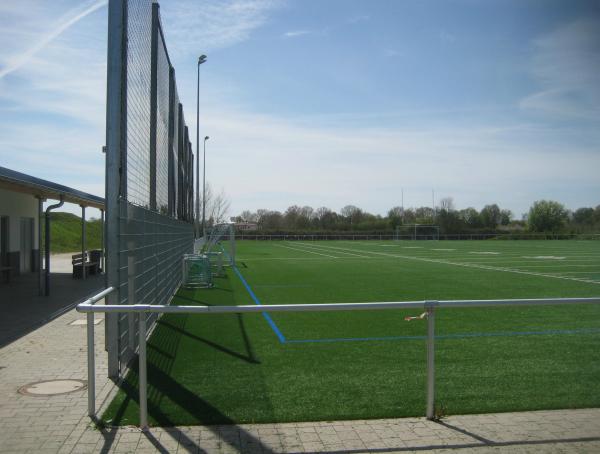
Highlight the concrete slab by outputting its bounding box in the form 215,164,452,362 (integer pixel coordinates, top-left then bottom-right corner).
69,318,103,326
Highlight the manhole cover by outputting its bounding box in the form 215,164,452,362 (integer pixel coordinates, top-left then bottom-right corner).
18,379,87,396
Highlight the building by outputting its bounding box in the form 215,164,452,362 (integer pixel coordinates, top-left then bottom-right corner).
0,166,104,294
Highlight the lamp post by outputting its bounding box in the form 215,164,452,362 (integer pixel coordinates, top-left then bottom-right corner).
202,135,209,238
196,54,207,238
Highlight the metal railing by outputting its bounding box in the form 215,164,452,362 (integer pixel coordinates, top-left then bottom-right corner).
78,289,600,429
236,233,600,241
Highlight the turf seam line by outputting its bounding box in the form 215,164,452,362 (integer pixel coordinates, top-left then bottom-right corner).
232,265,287,344
286,241,370,258
285,327,600,344
274,243,339,258
296,242,600,286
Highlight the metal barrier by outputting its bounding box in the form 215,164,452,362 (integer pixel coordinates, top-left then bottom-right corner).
78,289,600,429
236,233,600,241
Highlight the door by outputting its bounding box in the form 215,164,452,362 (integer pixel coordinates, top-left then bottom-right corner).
0,216,8,266
20,217,34,273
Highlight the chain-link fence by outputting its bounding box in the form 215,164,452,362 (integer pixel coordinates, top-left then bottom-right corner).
105,0,195,377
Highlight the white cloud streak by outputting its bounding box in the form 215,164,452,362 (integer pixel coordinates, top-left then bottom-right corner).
283,30,312,38
0,0,107,79
520,19,600,119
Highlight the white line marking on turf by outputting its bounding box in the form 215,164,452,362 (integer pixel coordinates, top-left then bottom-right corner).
274,244,339,258
522,256,566,260
299,243,600,286
469,252,500,255
294,242,370,258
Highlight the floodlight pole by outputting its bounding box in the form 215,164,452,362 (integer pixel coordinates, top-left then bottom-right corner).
202,135,209,238
196,55,206,238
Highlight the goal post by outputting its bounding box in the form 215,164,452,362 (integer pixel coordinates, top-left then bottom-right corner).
203,223,236,267
395,224,440,240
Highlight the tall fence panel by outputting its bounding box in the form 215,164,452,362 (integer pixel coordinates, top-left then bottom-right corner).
105,0,194,378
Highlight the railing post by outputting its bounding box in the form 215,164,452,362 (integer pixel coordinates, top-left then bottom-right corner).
139,314,148,429
425,302,436,419
87,312,96,419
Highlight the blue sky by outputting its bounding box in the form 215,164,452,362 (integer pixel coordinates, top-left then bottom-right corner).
0,0,599,219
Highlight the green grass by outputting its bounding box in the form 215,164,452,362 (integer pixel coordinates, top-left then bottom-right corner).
103,240,600,426
42,212,102,253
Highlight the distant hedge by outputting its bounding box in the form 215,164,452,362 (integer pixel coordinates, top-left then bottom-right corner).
41,212,102,253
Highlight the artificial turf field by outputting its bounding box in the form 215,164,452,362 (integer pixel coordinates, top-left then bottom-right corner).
103,240,600,426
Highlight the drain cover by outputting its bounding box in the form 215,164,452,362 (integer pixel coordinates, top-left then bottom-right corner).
18,379,87,396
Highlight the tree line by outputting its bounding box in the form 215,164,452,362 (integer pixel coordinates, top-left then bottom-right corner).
232,199,600,234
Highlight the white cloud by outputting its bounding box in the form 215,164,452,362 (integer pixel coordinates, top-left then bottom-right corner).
160,0,283,55
283,30,312,38
199,107,600,216
520,19,600,119
0,0,107,201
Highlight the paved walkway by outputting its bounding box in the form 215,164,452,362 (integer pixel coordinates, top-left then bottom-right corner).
0,253,104,346
1,300,599,453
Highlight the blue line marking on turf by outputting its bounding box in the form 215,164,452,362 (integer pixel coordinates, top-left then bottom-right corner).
233,266,287,343
227,250,599,345
285,327,600,344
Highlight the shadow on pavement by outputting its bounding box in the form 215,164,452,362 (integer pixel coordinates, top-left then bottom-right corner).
0,271,104,347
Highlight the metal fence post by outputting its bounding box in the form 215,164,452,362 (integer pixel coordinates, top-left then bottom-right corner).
426,303,436,419
139,314,148,429
87,312,95,418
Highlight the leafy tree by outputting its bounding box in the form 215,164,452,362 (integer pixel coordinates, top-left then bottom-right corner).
387,206,404,227
239,210,257,223
340,205,363,226
402,208,416,224
499,209,512,226
320,210,340,230
480,204,501,229
414,207,434,224
459,208,481,228
573,207,595,225
528,200,568,232
256,209,283,230
439,197,455,212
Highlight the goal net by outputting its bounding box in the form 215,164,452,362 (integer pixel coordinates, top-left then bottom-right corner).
203,223,236,274
395,224,440,240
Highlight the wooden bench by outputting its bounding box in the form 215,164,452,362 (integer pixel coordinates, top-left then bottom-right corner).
0,265,12,283
72,252,100,278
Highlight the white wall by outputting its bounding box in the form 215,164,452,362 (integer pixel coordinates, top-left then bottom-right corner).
0,188,39,252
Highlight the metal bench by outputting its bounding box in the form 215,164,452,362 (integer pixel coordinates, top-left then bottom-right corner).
72,252,100,278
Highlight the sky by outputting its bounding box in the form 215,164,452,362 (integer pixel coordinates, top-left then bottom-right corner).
0,0,599,220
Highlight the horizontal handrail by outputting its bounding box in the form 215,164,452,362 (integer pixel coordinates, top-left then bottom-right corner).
82,286,116,305
79,291,600,429
76,296,600,314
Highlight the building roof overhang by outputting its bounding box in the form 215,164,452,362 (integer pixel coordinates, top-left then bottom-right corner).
0,166,105,210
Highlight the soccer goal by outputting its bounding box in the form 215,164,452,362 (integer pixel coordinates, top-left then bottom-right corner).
395,224,440,240
203,223,236,270
182,254,212,288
